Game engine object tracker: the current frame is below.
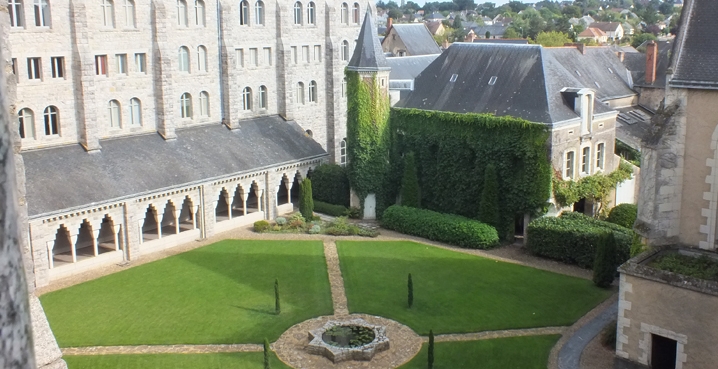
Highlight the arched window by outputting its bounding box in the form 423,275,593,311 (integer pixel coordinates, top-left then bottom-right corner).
195,0,205,26
180,93,192,118
34,0,50,27
340,3,348,24
293,2,302,25
197,46,207,71
239,0,249,25
259,85,267,109
101,0,115,28
352,3,360,24
177,0,188,26
307,2,315,25
129,98,142,125
199,91,209,116
296,82,305,104
341,40,349,61
18,108,34,139
9,0,24,28
340,138,347,166
108,100,121,128
254,1,264,25
179,46,190,72
309,80,317,103
242,87,252,110
43,106,59,135
123,0,136,27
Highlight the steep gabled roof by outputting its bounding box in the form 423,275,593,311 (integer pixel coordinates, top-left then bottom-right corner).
385,24,442,55
348,8,389,71
589,22,622,32
623,40,673,87
578,27,606,38
670,0,718,89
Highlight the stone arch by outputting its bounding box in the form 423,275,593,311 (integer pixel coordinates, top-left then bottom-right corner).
141,204,160,242
290,171,302,204
160,200,179,235
246,181,261,213
74,220,95,260
276,174,290,206
215,187,231,222
230,183,247,217
97,214,119,254
178,195,198,231
50,224,73,267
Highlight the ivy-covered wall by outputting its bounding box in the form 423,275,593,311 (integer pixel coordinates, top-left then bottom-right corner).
387,108,552,238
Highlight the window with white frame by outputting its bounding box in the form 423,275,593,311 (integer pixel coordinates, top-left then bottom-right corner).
341,40,349,61
129,98,142,125
239,0,249,25
178,46,190,72
249,48,258,66
101,0,115,28
195,0,205,26
293,2,302,24
307,2,315,24
581,146,590,174
314,45,321,61
340,3,348,24
108,100,121,128
242,87,252,110
197,46,207,71
116,54,128,74
340,139,347,166
342,77,347,97
308,81,317,103
596,143,605,170
50,57,64,78
123,0,135,27
95,55,108,75
27,57,41,80
263,47,271,66
352,3,359,24
296,82,305,104
43,106,59,135
199,91,209,116
291,46,298,64
18,108,35,139
34,0,50,27
254,1,264,25
565,151,575,179
180,92,192,118
135,53,146,73
177,0,188,26
302,45,309,63
236,48,244,67
9,0,24,28
259,85,267,109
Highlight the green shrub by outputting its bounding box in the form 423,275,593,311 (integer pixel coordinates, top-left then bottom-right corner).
600,321,617,350
400,152,420,208
254,220,270,233
478,163,500,230
263,338,271,369
308,224,321,234
407,273,414,308
299,178,314,220
593,232,618,288
345,206,361,219
526,212,631,268
428,329,435,369
274,279,280,314
311,164,350,207
607,203,638,229
314,200,348,217
288,213,306,229
275,217,287,226
381,205,499,249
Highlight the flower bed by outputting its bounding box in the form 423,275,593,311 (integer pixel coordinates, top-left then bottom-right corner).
254,213,379,237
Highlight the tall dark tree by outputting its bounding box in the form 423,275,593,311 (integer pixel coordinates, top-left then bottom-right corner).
263,338,271,369
593,232,618,288
478,164,500,230
299,178,314,220
428,330,435,369
274,278,281,314
408,273,414,308
400,152,420,208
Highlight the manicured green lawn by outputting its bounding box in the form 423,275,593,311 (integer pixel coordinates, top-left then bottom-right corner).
399,335,560,369
41,240,333,347
64,352,291,369
337,241,612,335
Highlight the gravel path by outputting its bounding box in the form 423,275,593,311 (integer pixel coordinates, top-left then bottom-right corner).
323,241,349,316
62,344,263,356
432,326,567,343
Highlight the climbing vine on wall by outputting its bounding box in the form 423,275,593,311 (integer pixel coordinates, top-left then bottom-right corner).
552,160,635,217
388,108,552,239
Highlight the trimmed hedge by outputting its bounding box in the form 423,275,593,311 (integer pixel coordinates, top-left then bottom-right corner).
526,212,631,269
311,164,350,207
381,205,499,249
254,220,270,233
606,203,638,229
314,201,348,217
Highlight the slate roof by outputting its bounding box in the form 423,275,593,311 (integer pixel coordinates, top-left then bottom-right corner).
22,117,326,217
589,22,622,32
473,39,529,44
425,21,443,35
670,0,718,89
384,24,442,55
349,9,389,71
395,43,631,124
386,54,440,81
472,24,508,37
623,40,673,87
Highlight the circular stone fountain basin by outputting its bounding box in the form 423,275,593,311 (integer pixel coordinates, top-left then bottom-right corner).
307,318,390,363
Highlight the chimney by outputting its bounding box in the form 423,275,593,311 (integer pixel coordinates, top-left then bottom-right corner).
617,51,624,62
646,40,658,85
442,39,449,49
387,17,393,33
564,42,586,55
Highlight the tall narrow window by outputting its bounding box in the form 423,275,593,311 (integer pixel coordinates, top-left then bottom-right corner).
178,46,190,72
340,139,347,166
249,48,258,66
302,45,309,63
27,58,41,80
123,0,135,27
308,80,317,102
51,57,64,78
95,55,108,75
180,93,192,118
296,82,305,104
129,98,142,125
341,40,349,61
195,0,205,26
596,143,605,170
177,0,188,26
291,46,298,64
254,1,264,25
9,0,24,28
340,3,348,24
108,100,121,128
199,91,209,116
18,108,34,139
259,85,267,109
235,48,244,68
263,47,271,66
34,0,50,27
342,77,347,97
239,0,249,25
352,3,359,24
581,147,590,174
43,106,59,135
11,59,17,76
565,151,575,179
314,45,321,61
293,2,302,25
135,53,146,73
101,0,115,28
197,46,207,71
307,2,315,24
116,54,128,74
242,87,252,110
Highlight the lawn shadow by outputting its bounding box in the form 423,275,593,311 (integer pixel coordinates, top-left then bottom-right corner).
231,304,276,315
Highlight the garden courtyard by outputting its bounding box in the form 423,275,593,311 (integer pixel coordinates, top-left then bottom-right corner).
39,231,615,369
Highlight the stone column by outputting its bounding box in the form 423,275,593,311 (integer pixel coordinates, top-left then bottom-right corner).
124,202,143,260
225,190,234,220
172,205,180,234
46,241,54,270
154,207,162,239
192,205,199,230
112,225,121,252
201,185,216,239
69,234,78,263
150,0,177,140
91,228,99,257
241,191,247,215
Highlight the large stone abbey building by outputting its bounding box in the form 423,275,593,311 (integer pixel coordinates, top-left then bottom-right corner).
3,0,364,288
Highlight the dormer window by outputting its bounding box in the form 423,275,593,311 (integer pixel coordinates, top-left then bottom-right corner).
560,87,594,137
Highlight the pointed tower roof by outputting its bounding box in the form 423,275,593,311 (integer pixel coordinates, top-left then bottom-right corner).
348,7,390,72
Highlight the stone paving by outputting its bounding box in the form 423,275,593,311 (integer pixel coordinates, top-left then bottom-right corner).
62,344,263,356
323,241,349,316
432,326,567,343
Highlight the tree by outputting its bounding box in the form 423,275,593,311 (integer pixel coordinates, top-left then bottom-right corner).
593,232,618,288
407,273,414,308
274,278,280,314
631,32,657,48
453,15,463,30
388,8,403,19
503,27,519,38
658,0,673,15
400,152,420,208
508,0,527,13
299,178,314,220
453,0,476,11
478,164,500,230
263,338,271,369
485,31,491,38
562,5,582,18
428,330,435,369
535,31,572,47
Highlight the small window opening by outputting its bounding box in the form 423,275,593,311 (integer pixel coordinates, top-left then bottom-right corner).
449,73,458,82
575,70,581,77
608,67,614,74
594,81,600,88
488,76,498,85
